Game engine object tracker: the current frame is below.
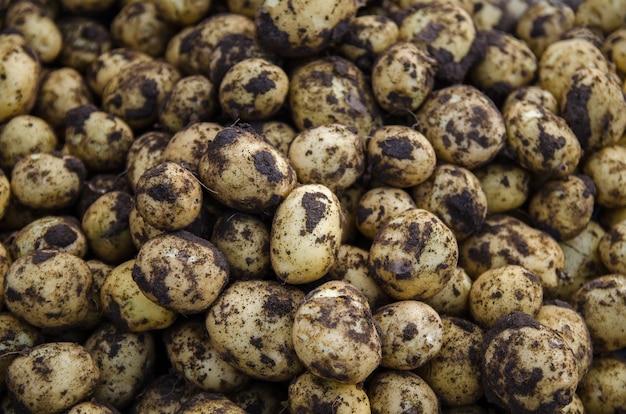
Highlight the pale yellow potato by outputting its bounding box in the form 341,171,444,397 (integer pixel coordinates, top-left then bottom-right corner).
367,370,440,414
10,215,87,259
0,115,57,171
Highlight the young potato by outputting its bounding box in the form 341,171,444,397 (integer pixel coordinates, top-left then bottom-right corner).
177,393,246,414
164,318,250,392
0,170,8,222
10,215,87,259
367,125,436,189
249,120,296,155
515,1,575,57
255,0,358,57
460,214,566,297
502,85,559,115
374,300,443,370
571,274,626,353
85,48,152,97
416,85,506,170
576,355,626,413
423,266,473,318
473,160,530,214
161,122,221,173
469,265,543,328
128,204,167,250
135,161,203,231
367,370,440,414
288,123,365,194
416,317,484,406
210,211,271,280
410,163,488,241
0,115,57,171
59,0,116,15
270,184,342,284
100,259,177,332
65,104,134,173
0,242,9,307
198,126,297,215
528,174,596,241
67,402,121,414
4,250,92,329
206,280,305,382
151,0,212,26
371,41,436,113
289,56,382,136
357,187,416,241
0,313,43,391
339,183,366,244
85,323,156,410
481,312,579,412
125,131,171,192
82,191,136,265
132,230,229,314
599,221,626,275
6,342,100,414
131,375,197,414
5,1,62,64
575,0,626,35
603,27,626,77
219,58,289,121
76,173,130,217
57,17,112,73
368,208,459,301
288,371,371,414
583,144,626,208
159,75,217,132
78,260,114,330
227,380,285,414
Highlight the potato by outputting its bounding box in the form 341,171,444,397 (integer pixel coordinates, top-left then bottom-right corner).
416,85,506,170
575,0,626,35
571,274,626,353
59,0,116,15
473,160,530,214
84,323,155,410
288,123,365,194
6,342,100,414
288,371,371,414
481,312,578,412
576,354,626,413
515,1,575,57
198,126,297,215
205,280,305,381
368,208,459,301
125,130,170,192
56,17,112,73
249,120,296,155
367,125,436,188
79,259,113,330
132,230,229,314
602,27,626,77
85,48,152,97
582,144,626,208
292,280,381,384
130,374,197,414
0,115,58,171
227,380,285,414
416,316,484,406
5,1,61,64
76,173,130,217
599,221,626,275
502,85,559,115
367,370,440,414
67,401,121,414
255,0,358,56
0,171,8,222
10,215,87,259
270,184,342,284
339,183,366,243
460,214,566,297
159,75,217,132
4,250,92,329
410,163,488,241
161,122,221,173
288,56,382,136
0,313,43,391
422,266,473,318
374,300,443,370
177,393,247,414
100,259,177,332
356,187,416,240
0,33,41,123
135,161,203,231
150,0,212,26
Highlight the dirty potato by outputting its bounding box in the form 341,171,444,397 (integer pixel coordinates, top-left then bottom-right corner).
356,186,416,241
367,370,440,414
10,215,87,259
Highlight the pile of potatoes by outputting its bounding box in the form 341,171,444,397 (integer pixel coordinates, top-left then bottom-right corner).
1,0,626,412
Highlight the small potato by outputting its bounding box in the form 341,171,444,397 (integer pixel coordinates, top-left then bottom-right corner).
159,75,217,132
288,56,382,136
0,170,8,221
57,17,112,73
219,58,289,121
151,0,212,26
205,280,305,381
270,184,342,284
228,380,285,414
582,144,626,208
423,266,473,318
4,250,92,329
473,160,530,214
135,161,203,231
249,121,296,155
210,211,271,280
164,318,249,392
576,355,626,413
293,281,381,384
410,163,488,241
367,125,436,188
255,0,358,56
502,85,559,115
371,41,436,113
515,1,575,57
339,183,366,244
85,48,152,97
10,215,87,259
5,1,62,64
130,374,197,414
6,342,99,414
504,100,582,178
132,231,229,314
460,214,566,297
599,221,626,275
356,187,416,240
289,371,370,414
0,33,41,123
125,130,171,192
100,259,177,332
374,300,443,370
368,208,459,301
416,85,506,170
481,312,579,412
66,401,121,414
76,173,130,217
198,126,297,215
528,174,596,241
469,264,543,328
602,27,626,76
416,317,484,406
575,0,626,35
0,313,43,391
367,370,440,414
177,393,247,414
0,115,57,171
571,274,626,353
288,123,365,194
84,323,156,410
535,301,593,383
82,191,136,265
59,0,116,15
128,203,166,250
79,259,114,330
161,122,221,173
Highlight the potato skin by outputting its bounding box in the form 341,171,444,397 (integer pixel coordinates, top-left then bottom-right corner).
288,371,371,414
368,370,441,414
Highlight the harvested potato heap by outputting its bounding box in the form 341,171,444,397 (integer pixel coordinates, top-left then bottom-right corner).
1,0,626,412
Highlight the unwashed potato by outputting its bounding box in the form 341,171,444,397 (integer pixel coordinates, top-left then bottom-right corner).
576,354,626,413
125,131,171,192
130,374,197,414
176,393,247,414
10,215,87,259
56,17,112,73
66,401,121,414
160,122,221,173
367,370,440,414
0,312,43,391
356,186,416,240
473,160,530,214
422,266,473,318
582,145,626,208
159,75,217,132
6,1,62,63
0,115,58,171
599,221,626,275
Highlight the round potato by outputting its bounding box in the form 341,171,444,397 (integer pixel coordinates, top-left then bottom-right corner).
367,370,440,414
422,266,473,318
0,313,43,391
356,186,416,240
576,355,626,413
10,215,87,259
288,371,370,414
176,392,246,414
125,130,171,192
0,115,57,171
583,144,626,208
